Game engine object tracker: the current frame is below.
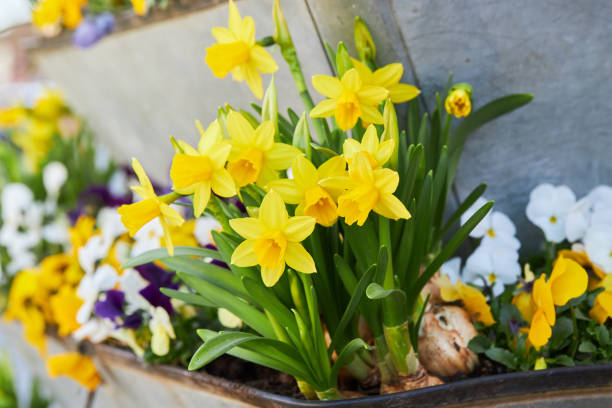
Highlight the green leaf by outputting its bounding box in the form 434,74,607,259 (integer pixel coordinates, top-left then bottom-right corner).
578,340,597,353
189,331,259,370
485,347,518,369
241,277,298,337
330,338,370,387
468,334,493,353
292,112,312,159
121,246,222,269
598,325,610,345
549,354,575,367
159,288,215,308
549,317,573,349
439,183,487,236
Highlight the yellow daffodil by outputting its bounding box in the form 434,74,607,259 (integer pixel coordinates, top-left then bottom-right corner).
437,275,495,326
50,286,82,336
266,155,346,226
527,256,587,349
589,274,612,324
205,0,278,98
226,111,301,187
169,219,199,248
170,120,236,216
118,159,184,256
33,89,65,120
445,89,471,118
12,118,56,172
351,58,420,103
343,124,394,168
130,0,147,15
229,190,316,287
325,152,410,226
47,353,101,391
0,105,27,127
310,68,388,131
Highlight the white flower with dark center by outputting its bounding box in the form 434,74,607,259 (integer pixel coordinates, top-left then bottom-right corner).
526,183,576,243
72,318,114,343
120,268,149,314
440,257,462,284
76,264,119,324
565,185,612,242
463,245,521,296
584,225,612,273
461,197,520,251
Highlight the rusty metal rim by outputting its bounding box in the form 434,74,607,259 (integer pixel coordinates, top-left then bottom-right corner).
93,343,612,407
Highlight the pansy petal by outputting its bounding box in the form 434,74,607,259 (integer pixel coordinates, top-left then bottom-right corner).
229,218,264,240
312,75,343,99
550,257,588,306
283,216,316,242
528,308,552,349
259,190,288,229
231,239,258,266
285,242,316,274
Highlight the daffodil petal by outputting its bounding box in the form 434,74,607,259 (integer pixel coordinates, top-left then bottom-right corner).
211,27,236,43
131,158,153,193
293,155,318,189
312,75,343,99
250,46,278,73
255,121,275,151
239,15,255,45
375,140,395,166
197,120,222,154
193,181,212,217
372,63,403,88
317,155,346,179
231,239,258,266
340,69,362,93
229,217,264,240
256,165,278,187
310,99,337,118
360,104,384,124
373,168,399,194
259,190,288,230
261,263,286,287
227,0,242,34
389,83,420,103
373,193,411,221
266,179,303,204
349,152,374,184
358,85,388,105
160,203,185,227
283,216,316,242
244,62,263,99
227,111,254,146
361,125,379,153
211,169,236,198
285,242,316,274
350,58,373,83
266,143,301,170
205,42,250,78
208,143,232,169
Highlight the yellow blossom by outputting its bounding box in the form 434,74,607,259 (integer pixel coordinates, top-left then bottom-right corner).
558,248,606,289
33,89,65,120
225,111,301,187
437,275,495,326
205,0,278,98
118,159,184,256
351,58,420,103
266,155,347,226
589,274,612,324
32,0,86,32
310,68,388,131
39,254,72,292
170,120,236,216
324,152,410,226
130,0,147,15
12,118,56,172
47,353,101,391
0,105,27,127
445,89,471,118
169,219,199,248
343,124,394,168
50,286,82,336
527,256,588,349
229,190,316,287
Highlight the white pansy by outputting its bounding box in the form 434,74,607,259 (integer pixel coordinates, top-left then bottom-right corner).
463,245,521,296
440,257,462,284
97,207,127,242
1,183,33,225
110,329,144,358
479,212,520,251
78,234,112,275
76,264,119,324
72,318,114,343
218,308,243,329
460,197,491,238
584,225,612,273
131,219,163,257
42,161,68,198
526,183,576,243
149,306,176,356
42,217,70,245
6,250,36,276
108,170,129,198
194,216,221,247
119,268,149,314
565,197,591,242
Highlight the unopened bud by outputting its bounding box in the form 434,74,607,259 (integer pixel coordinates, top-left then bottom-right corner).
354,17,376,62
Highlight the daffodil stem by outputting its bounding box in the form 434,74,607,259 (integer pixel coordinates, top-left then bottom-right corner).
569,305,579,358
315,388,343,401
378,218,394,289
383,323,419,376
374,335,397,384
296,380,318,400
545,241,556,274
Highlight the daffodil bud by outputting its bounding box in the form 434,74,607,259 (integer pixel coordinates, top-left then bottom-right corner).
273,0,294,51
217,105,230,139
534,357,547,370
381,99,399,169
169,136,185,154
262,76,279,137
353,17,376,63
445,83,473,118
335,42,353,78
292,112,312,159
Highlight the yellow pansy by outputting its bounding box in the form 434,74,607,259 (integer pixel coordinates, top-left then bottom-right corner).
310,68,388,131
205,0,278,98
50,286,82,336
225,111,301,187
266,155,346,227
527,256,588,349
512,264,536,323
170,120,236,216
589,274,612,324
32,0,86,32
343,124,394,168
118,158,185,256
437,275,495,326
39,253,72,292
47,353,101,391
558,248,606,289
229,190,316,287
130,0,147,15
445,89,471,118
325,152,410,226
351,58,420,103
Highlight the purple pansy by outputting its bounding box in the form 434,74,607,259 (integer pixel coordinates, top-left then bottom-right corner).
136,263,179,315
72,13,115,48
94,289,143,329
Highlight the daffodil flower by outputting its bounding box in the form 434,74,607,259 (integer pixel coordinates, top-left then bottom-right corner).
437,275,495,326
130,0,147,15
229,190,316,287
351,58,420,103
326,152,410,226
526,183,576,243
118,158,184,256
205,0,278,98
445,89,471,118
149,306,176,356
527,256,587,349
46,353,101,391
310,68,388,131
266,155,347,226
225,111,301,187
343,124,394,168
170,120,236,217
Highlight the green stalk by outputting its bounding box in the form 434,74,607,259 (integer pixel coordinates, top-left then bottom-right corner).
315,388,343,400
374,334,397,384
569,305,579,358
345,354,370,381
383,323,419,375
297,380,318,400
378,218,394,289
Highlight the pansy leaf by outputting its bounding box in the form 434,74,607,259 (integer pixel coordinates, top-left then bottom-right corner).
485,347,518,370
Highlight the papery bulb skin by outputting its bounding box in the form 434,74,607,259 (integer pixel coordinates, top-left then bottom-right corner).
418,305,479,377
